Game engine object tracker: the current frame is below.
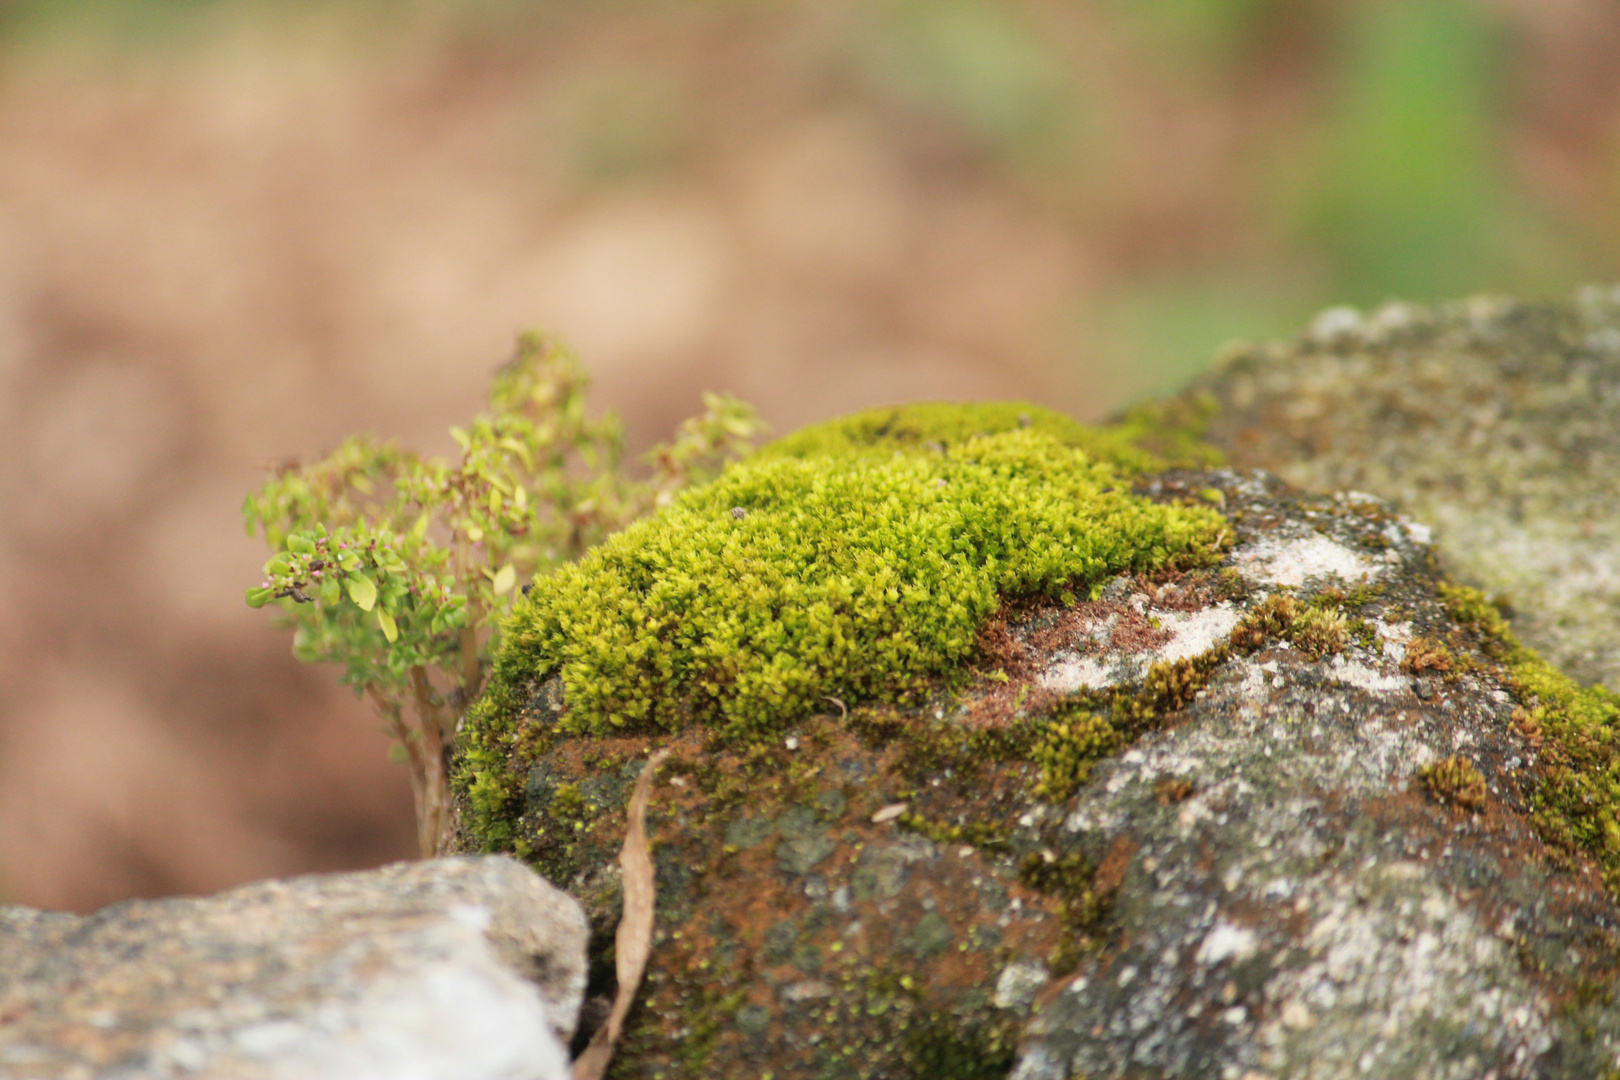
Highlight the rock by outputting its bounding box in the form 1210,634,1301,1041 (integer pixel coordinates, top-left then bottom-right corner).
1176,285,1620,692
457,459,1620,1078
0,856,588,1080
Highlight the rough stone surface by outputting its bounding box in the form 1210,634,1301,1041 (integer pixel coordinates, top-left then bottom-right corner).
1180,284,1620,692
0,856,587,1080
470,468,1620,1079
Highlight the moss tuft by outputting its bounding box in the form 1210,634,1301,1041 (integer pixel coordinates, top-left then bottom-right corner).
1403,635,1456,677
1420,755,1488,812
1031,709,1121,804
1229,593,1297,652
1441,583,1620,885
1291,605,1349,659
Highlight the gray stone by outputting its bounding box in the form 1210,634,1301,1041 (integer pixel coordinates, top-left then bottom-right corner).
454,315,1620,1077
1178,285,1620,691
488,466,1620,1078
0,856,587,1080
1009,471,1620,1079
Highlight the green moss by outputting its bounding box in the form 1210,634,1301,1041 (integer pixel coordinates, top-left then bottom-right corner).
1291,605,1350,659
1030,709,1121,803
459,408,1226,844
1420,755,1488,812
755,400,1162,470
1441,583,1620,885
1017,849,1110,972
1103,392,1226,470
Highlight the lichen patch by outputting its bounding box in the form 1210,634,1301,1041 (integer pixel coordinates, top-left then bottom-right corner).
1324,654,1408,695
1233,534,1381,589
1036,603,1240,694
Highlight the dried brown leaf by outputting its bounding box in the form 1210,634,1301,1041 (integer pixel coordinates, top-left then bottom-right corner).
572,747,670,1080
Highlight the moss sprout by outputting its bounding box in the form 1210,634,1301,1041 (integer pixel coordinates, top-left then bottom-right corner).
1404,635,1455,676
1291,605,1350,659
1031,710,1121,804
1420,755,1488,812
1154,777,1196,805
1230,594,1297,652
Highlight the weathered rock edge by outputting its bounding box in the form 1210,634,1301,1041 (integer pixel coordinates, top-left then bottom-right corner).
1174,283,1620,694
0,856,588,1080
462,468,1620,1080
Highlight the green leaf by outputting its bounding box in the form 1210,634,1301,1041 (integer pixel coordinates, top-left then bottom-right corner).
348,573,379,611
288,534,316,555
246,587,274,608
491,564,517,595
377,608,398,643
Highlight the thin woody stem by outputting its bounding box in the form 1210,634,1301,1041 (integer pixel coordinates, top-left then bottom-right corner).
455,523,484,708
368,683,435,859
409,665,451,857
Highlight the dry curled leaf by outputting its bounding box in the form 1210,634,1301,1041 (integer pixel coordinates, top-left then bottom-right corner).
572,747,670,1080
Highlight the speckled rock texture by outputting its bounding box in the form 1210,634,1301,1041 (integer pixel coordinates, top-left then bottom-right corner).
1177,284,1620,693
475,469,1620,1080
0,856,587,1080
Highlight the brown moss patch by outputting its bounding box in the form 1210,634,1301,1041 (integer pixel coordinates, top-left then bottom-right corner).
1421,755,1489,812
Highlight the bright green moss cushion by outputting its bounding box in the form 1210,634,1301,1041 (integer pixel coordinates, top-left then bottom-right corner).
457,404,1225,841
756,400,1163,471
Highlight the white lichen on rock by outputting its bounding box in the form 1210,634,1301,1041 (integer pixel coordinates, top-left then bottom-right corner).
1188,284,1620,691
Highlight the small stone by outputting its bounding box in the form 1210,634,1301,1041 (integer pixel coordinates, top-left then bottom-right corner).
870,803,908,824
994,961,1051,1011
780,980,832,1004
1280,1001,1313,1030
0,857,585,1080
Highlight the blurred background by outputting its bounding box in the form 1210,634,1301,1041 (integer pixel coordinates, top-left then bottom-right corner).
0,0,1617,912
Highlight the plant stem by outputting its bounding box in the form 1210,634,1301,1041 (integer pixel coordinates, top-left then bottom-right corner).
368,683,437,858
409,666,451,857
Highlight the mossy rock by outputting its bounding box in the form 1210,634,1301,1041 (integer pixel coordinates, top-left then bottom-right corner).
1168,285,1620,693
454,382,1620,1076
457,403,1225,843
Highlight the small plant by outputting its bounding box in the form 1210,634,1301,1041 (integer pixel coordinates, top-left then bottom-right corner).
244,333,764,856
1230,593,1297,652
1404,635,1455,676
1420,755,1488,812
1291,604,1349,659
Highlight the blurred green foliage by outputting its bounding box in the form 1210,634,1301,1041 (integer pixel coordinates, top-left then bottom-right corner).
6,0,1614,401
855,0,1082,158
1295,0,1560,305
